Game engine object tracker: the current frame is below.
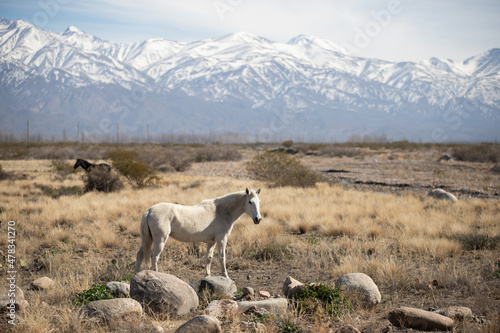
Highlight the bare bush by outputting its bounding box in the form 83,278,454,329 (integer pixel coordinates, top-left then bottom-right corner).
246,152,319,187
195,145,242,162
106,149,160,188
51,159,77,180
452,143,500,163
83,168,124,193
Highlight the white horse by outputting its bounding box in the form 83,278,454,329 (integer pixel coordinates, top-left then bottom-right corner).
135,188,262,278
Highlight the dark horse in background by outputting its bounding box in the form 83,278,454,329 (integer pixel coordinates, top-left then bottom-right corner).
74,159,111,172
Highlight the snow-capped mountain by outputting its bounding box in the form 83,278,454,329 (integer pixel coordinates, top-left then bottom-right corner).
0,18,498,141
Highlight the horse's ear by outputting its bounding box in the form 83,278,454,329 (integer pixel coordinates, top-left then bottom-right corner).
246,188,250,195
256,188,261,195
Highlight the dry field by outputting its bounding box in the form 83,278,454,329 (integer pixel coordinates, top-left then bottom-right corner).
0,144,499,332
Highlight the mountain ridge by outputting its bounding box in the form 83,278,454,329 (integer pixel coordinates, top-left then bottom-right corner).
0,18,498,142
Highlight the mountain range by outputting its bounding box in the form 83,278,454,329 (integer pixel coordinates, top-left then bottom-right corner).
0,18,499,142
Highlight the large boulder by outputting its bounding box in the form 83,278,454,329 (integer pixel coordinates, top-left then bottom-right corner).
335,273,381,307
388,306,454,330
190,276,237,297
175,315,221,333
131,270,198,316
78,298,142,324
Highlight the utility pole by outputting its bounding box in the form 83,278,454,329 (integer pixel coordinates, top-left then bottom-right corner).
26,120,30,147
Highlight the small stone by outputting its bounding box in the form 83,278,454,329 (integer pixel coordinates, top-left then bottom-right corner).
258,290,270,298
242,287,254,296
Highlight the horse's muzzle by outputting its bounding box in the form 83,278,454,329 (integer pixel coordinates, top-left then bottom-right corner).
254,217,262,224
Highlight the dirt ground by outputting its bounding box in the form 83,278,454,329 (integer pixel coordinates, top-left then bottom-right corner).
186,148,500,200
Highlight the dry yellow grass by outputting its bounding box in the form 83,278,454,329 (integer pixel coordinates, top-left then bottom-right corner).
0,158,499,332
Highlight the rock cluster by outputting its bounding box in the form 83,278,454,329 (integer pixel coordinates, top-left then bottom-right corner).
6,272,476,331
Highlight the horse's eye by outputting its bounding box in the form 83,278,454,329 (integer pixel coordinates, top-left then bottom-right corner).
249,201,253,204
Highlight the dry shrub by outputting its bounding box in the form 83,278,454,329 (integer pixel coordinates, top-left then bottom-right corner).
0,163,14,180
51,159,77,180
195,144,242,162
83,168,124,193
246,152,319,187
107,149,160,188
452,143,500,163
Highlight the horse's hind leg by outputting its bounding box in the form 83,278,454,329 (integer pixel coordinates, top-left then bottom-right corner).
151,236,168,272
135,247,144,272
205,241,216,276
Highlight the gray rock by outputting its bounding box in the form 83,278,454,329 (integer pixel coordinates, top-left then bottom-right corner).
242,287,254,296
388,306,454,330
335,273,381,307
105,281,130,297
175,315,221,333
190,276,237,297
0,285,29,315
31,276,55,290
131,270,199,316
79,298,142,324
205,299,239,322
428,188,458,202
434,306,473,321
283,276,305,299
237,298,288,315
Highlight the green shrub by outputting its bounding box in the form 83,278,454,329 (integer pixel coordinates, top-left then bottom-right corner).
72,284,114,306
294,283,350,318
282,140,294,148
277,319,304,333
83,168,124,193
246,152,319,187
107,149,160,188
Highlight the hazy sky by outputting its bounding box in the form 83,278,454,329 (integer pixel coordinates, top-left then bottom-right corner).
1,0,499,62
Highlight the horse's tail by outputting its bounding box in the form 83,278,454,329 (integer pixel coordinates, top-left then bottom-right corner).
139,209,153,269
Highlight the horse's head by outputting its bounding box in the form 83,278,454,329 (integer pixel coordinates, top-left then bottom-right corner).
245,188,262,224
74,159,83,169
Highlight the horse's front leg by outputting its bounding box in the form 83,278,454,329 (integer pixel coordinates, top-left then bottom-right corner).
217,237,229,278
205,241,216,276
